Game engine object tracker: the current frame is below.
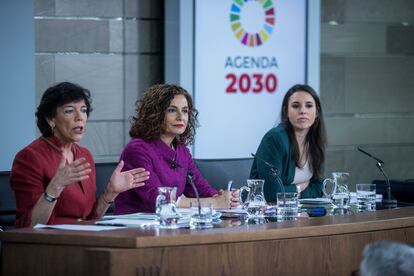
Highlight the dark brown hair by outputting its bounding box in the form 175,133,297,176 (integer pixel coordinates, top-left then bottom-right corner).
281,84,326,179
36,82,92,137
129,84,198,145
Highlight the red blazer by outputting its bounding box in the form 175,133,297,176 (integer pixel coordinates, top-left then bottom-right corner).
10,136,98,228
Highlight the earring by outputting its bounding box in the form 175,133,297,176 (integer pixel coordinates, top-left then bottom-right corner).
50,123,55,134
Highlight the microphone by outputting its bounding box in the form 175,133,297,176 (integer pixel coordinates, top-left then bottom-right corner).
357,147,397,207
170,159,202,215
251,153,280,176
170,161,178,169
251,153,286,201
357,147,384,164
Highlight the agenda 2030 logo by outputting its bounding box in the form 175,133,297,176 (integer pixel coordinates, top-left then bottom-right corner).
225,0,278,94
230,0,275,47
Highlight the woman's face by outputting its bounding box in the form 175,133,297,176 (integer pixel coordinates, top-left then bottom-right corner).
49,100,88,144
161,94,189,140
287,91,317,133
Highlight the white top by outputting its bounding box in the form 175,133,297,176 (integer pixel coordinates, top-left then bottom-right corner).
292,160,312,185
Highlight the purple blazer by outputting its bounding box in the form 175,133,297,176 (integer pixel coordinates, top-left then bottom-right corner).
114,138,218,214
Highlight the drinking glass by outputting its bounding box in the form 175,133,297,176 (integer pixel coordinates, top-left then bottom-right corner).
356,184,376,211
276,192,298,220
190,202,213,229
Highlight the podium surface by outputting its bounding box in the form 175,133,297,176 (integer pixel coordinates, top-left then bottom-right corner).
2,207,414,276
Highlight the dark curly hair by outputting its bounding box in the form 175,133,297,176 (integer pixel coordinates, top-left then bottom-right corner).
281,84,327,179
36,82,92,137
129,84,198,145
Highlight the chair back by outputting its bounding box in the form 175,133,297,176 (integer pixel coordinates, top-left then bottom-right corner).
95,162,118,214
0,171,15,229
194,158,254,190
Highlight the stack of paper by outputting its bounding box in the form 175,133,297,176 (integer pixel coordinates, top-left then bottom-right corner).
34,224,126,231
96,212,159,227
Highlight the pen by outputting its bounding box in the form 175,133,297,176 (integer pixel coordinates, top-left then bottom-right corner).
227,180,233,191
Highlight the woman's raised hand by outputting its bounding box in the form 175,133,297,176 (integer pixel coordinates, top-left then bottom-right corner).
47,155,91,196
105,160,150,197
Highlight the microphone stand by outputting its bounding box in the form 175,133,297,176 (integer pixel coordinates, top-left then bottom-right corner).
251,153,285,203
171,160,202,216
357,147,397,207
186,172,202,216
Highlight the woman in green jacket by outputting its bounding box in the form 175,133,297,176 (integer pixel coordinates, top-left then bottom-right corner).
250,84,327,202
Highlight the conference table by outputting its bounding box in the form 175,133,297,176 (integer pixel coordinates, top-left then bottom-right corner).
1,206,414,276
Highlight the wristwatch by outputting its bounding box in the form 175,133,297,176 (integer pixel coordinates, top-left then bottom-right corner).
44,192,58,202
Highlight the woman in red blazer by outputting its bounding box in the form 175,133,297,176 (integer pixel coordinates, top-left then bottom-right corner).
10,82,149,227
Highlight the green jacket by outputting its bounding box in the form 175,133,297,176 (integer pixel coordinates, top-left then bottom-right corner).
250,124,323,202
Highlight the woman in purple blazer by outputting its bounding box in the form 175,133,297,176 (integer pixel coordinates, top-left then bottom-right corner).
114,84,239,214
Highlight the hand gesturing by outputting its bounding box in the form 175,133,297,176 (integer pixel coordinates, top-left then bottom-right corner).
50,155,91,191
106,160,149,194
